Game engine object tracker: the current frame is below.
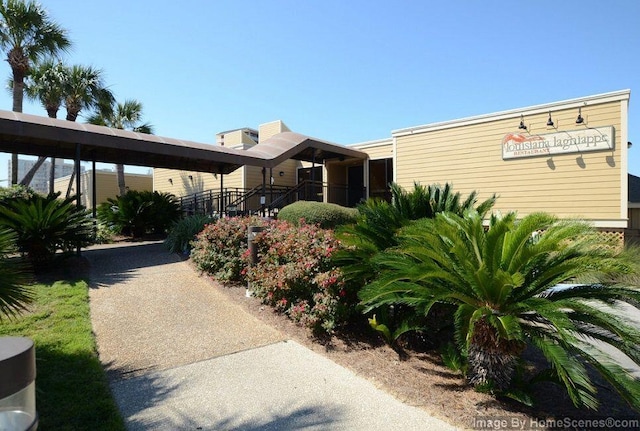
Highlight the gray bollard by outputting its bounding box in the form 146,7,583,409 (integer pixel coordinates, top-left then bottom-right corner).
246,226,264,297
0,337,37,431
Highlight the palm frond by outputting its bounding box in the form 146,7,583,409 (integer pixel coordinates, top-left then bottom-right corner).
0,228,32,319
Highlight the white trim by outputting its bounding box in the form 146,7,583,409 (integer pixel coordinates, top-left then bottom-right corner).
592,220,628,229
322,164,329,203
621,99,629,220
392,137,398,183
351,138,393,149
629,202,640,209
392,89,631,137
363,158,370,200
481,218,628,229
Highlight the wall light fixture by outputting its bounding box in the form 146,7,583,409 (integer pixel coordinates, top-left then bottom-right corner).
546,111,554,127
518,114,527,130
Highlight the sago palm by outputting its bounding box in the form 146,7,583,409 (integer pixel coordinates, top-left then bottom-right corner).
359,211,640,411
335,182,496,285
96,190,174,238
0,192,93,264
388,182,496,221
0,227,32,319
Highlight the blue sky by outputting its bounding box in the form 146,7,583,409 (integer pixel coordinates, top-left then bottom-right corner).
1,0,640,177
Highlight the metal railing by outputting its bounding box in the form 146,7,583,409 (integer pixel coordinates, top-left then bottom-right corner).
179,181,367,217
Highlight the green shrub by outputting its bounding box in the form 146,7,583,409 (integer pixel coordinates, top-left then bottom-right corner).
190,216,267,283
360,211,640,410
334,183,497,346
97,190,181,237
277,201,358,229
0,185,36,204
165,214,216,254
149,191,183,234
93,222,116,244
0,228,32,319
0,193,93,265
246,220,357,334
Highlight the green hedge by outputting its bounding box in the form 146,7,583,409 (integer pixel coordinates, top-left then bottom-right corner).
277,201,358,229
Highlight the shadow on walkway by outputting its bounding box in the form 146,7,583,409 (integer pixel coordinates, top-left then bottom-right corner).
124,402,344,431
84,241,183,289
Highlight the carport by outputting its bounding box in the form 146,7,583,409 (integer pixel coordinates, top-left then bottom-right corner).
0,110,367,213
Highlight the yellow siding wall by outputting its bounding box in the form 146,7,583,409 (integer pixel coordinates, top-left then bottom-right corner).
221,169,245,190
238,160,301,190
259,120,290,141
268,159,300,188
224,129,255,147
244,165,263,190
55,171,152,208
355,141,393,160
394,100,624,221
153,168,219,196
155,122,297,197
154,128,256,195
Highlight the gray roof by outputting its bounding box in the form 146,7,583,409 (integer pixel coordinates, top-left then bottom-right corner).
0,110,366,175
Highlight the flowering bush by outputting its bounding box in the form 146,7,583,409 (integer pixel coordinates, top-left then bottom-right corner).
190,216,266,283
247,220,356,333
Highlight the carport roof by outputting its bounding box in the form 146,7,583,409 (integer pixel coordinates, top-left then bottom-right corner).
0,110,366,175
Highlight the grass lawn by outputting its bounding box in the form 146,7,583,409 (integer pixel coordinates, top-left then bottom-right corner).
0,280,125,431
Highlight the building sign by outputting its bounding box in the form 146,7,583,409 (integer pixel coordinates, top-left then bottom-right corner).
502,126,614,160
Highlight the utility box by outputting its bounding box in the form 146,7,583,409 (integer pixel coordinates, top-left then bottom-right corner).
0,337,37,430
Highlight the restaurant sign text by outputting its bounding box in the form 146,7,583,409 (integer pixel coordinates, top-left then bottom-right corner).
502,126,614,160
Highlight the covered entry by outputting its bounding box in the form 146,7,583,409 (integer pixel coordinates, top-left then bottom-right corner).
0,110,368,216
324,156,393,207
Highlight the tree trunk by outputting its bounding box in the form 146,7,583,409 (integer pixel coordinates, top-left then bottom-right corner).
12,75,24,113
10,74,24,185
63,111,79,197
466,317,524,391
49,158,56,195
65,109,78,122
20,110,60,188
11,154,18,185
66,167,76,198
19,156,48,187
116,164,126,196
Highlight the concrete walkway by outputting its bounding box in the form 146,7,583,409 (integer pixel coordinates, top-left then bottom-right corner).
86,241,459,430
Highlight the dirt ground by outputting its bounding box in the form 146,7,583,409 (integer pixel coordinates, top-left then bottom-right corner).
208,277,640,431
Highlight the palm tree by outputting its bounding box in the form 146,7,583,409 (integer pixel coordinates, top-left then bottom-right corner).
359,211,640,411
63,64,113,121
62,64,113,197
0,0,70,184
19,58,66,190
87,99,153,196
